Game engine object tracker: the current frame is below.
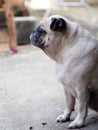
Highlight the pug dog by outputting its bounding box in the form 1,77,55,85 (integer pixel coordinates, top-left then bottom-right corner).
30,15,98,129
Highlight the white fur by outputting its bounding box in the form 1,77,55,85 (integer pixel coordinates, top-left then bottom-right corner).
37,15,98,128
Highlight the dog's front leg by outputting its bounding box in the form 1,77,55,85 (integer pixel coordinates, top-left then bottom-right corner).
68,88,90,129
57,89,75,123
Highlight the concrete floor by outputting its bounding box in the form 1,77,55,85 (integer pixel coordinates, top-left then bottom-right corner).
0,45,64,130
0,45,98,130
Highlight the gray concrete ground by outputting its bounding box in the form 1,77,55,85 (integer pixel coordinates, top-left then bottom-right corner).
0,45,98,130
0,45,64,130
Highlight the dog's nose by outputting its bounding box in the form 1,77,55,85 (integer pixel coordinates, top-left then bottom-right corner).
30,29,36,40
30,33,32,40
32,29,36,33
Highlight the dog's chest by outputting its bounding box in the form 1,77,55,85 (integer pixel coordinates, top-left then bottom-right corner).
56,63,64,82
55,62,73,85
56,63,77,96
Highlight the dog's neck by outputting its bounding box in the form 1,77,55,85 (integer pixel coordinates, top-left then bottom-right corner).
43,36,69,63
44,22,81,64
44,33,79,64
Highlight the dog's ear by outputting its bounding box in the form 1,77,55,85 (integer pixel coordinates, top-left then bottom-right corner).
50,18,67,32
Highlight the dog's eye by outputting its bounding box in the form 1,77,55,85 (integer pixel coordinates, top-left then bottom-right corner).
37,27,47,35
40,29,46,35
42,30,47,35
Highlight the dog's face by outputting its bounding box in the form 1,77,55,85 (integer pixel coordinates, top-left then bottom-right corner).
30,15,67,52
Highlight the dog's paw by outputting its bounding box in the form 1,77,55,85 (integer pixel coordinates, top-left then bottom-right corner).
57,114,70,123
67,121,83,129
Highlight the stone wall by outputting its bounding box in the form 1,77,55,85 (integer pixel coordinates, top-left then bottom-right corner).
63,0,98,4
12,0,98,6
86,0,98,3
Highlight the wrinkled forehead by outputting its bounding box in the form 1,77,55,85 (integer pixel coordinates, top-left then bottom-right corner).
39,15,67,31
39,17,52,32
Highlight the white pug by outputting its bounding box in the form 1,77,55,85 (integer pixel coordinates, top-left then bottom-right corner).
30,15,98,129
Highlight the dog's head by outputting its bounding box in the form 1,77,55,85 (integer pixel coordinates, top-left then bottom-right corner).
30,15,68,51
